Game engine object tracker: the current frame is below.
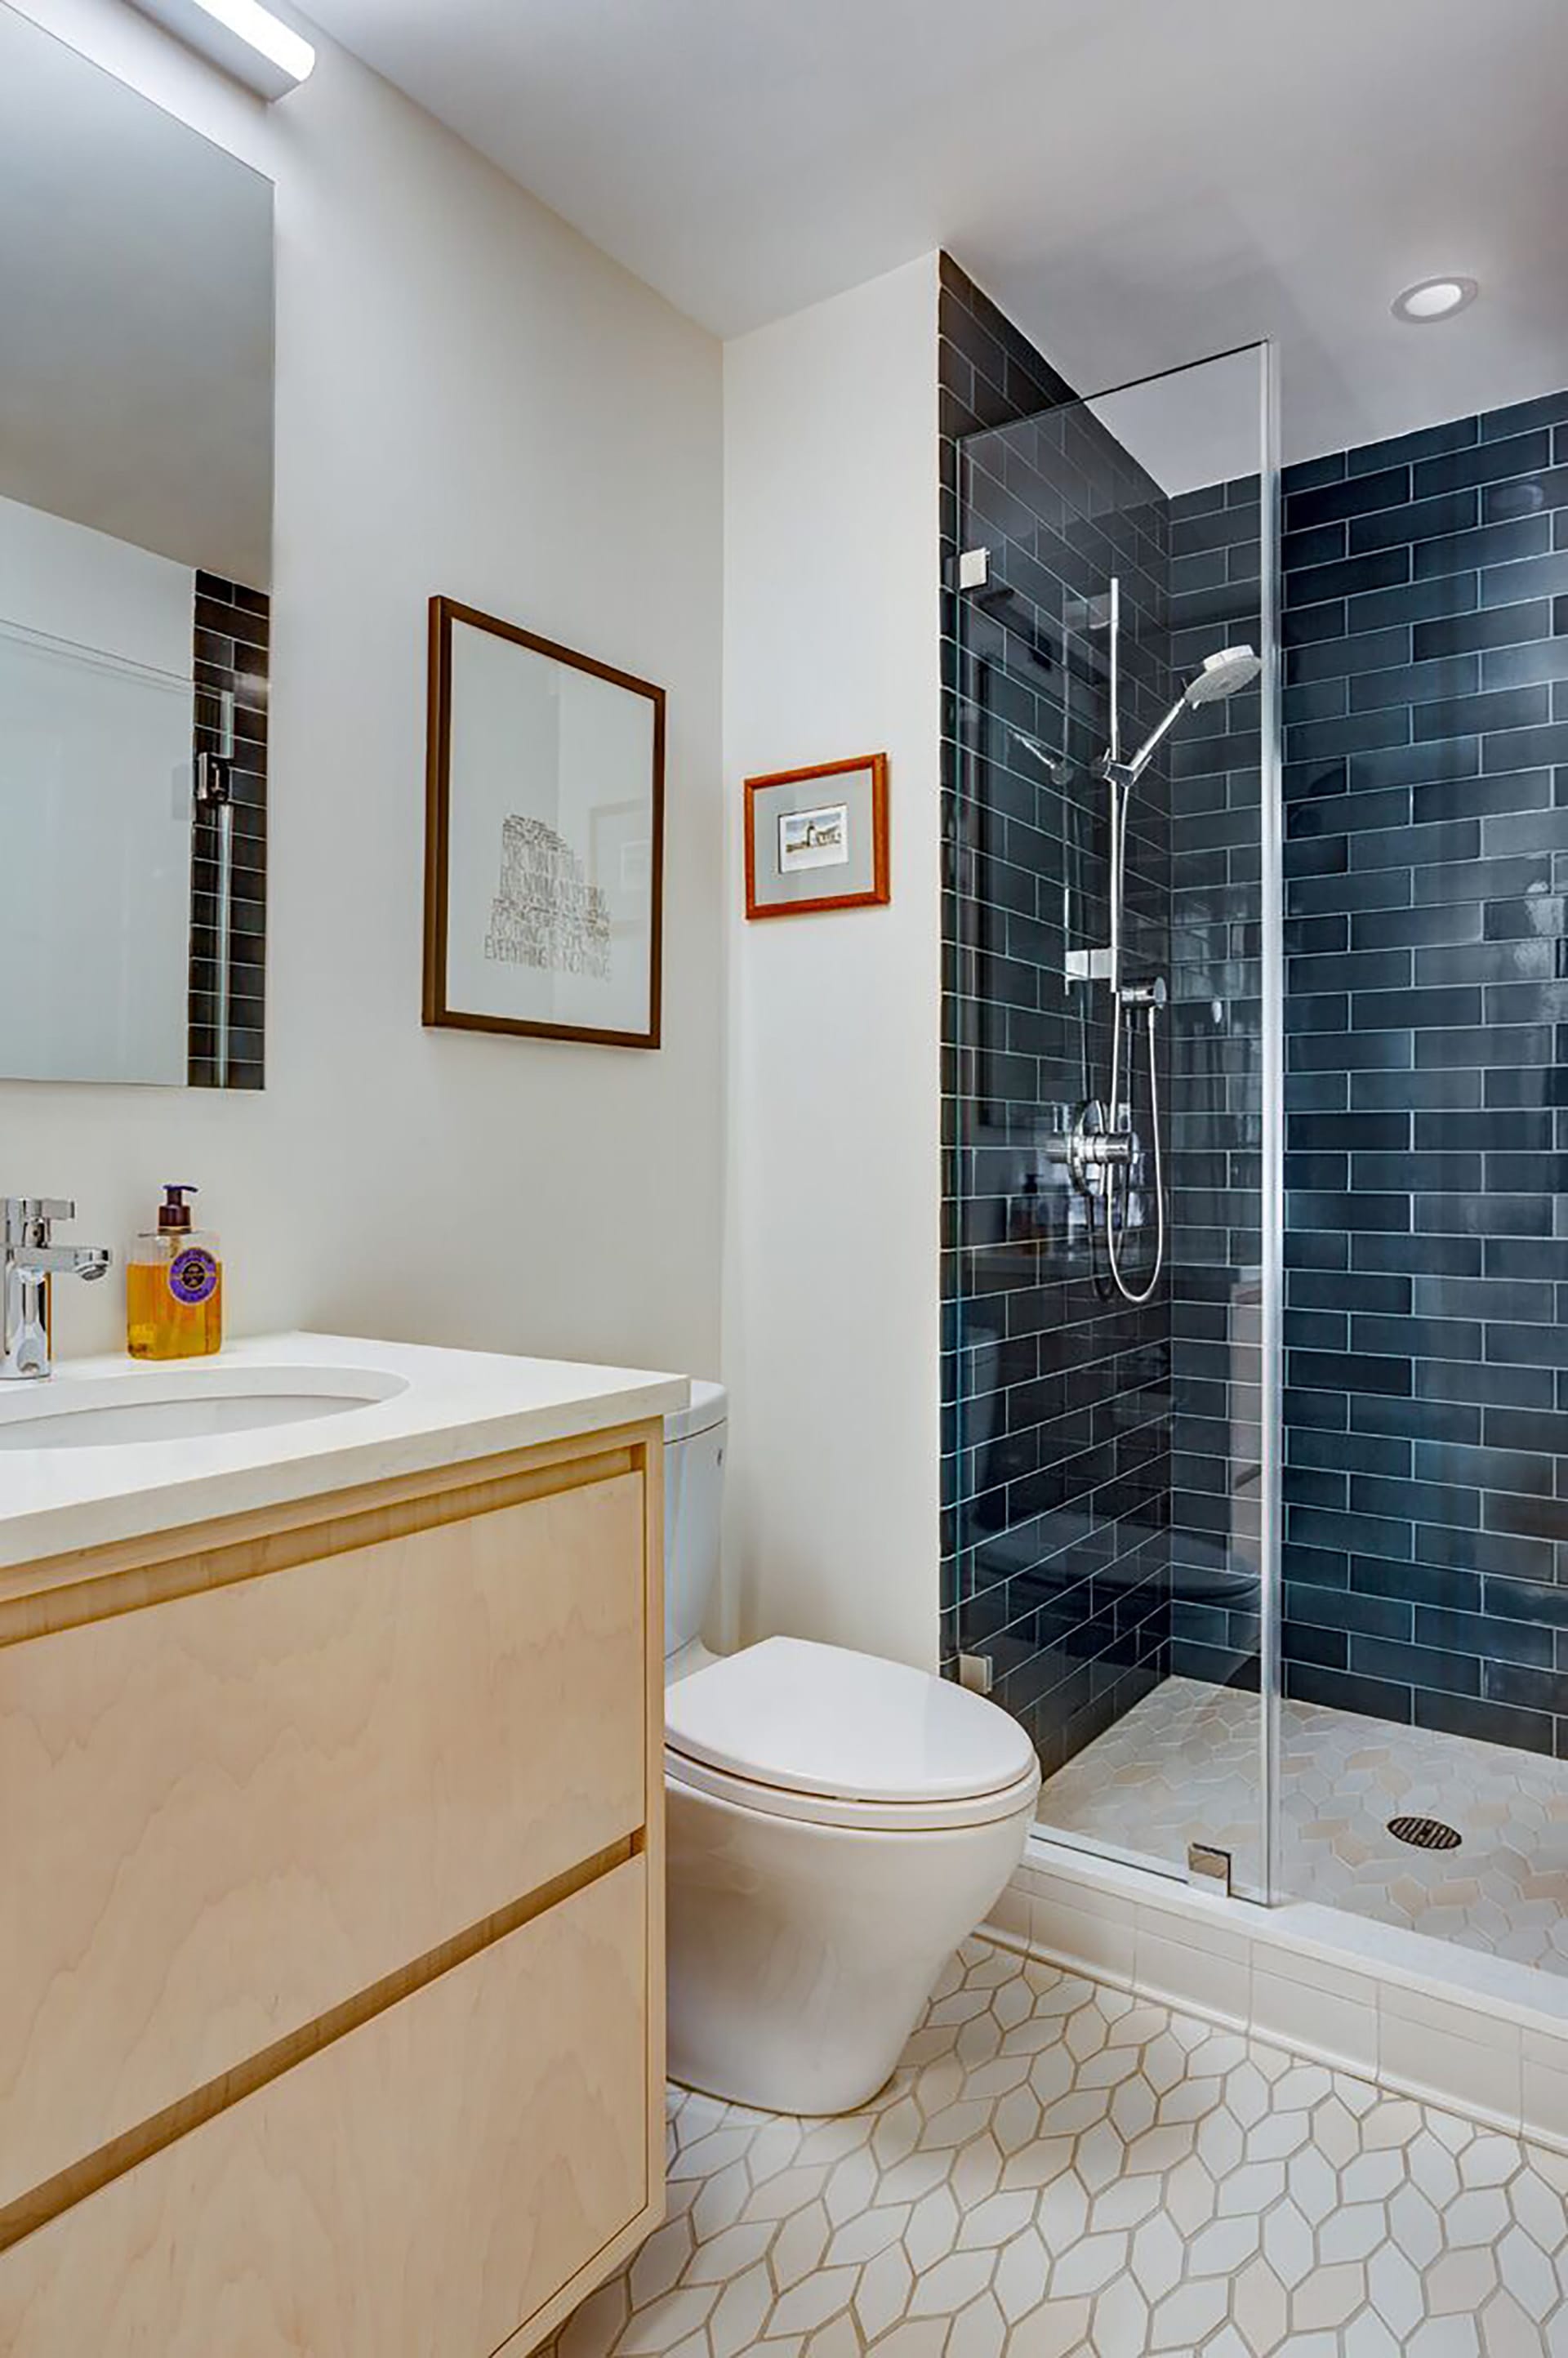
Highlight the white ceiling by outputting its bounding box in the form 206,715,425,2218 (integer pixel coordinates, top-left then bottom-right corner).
305,0,1568,471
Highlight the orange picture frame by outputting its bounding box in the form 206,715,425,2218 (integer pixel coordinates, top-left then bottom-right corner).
742,754,890,920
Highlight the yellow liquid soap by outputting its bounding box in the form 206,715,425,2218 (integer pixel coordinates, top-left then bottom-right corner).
126,1245,223,1360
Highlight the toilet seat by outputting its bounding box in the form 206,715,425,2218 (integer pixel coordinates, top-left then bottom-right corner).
664,1634,1041,1832
665,1745,1041,1833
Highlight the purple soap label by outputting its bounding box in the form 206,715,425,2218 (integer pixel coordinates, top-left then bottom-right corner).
168,1247,219,1307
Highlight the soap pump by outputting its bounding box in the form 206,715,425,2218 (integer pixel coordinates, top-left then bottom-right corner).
127,1184,223,1361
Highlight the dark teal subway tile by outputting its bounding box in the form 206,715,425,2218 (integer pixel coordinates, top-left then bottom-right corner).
1350,654,1477,713
1352,1233,1481,1279
1349,574,1479,634
1352,1393,1477,1446
1484,466,1568,525
1353,985,1481,1032
1287,546,1410,610
1485,637,1568,693
1485,894,1566,940
1355,417,1477,470
1290,1111,1410,1151
1286,708,1411,764
1353,1151,1480,1192
1353,903,1484,950
1482,720,1568,772
1414,599,1551,660
1414,1275,1550,1325
1287,947,1411,995
1288,623,1409,685
1415,1106,1553,1148
1415,1025,1555,1070
1414,430,1552,498
1415,1190,1555,1235
1481,549,1568,605
1287,1351,1412,1399
1413,1440,1557,1500
1414,1357,1556,1411
1353,1313,1481,1364
1416,516,1549,582
1414,769,1552,824
1414,684,1550,742
1287,1190,1412,1232
1283,598,1347,648
1352,818,1480,871
1483,393,1568,442
1487,1322,1568,1369
1414,1686,1554,1754
1352,1550,1477,1614
1413,852,1550,903
1350,1478,1479,1534
1483,981,1568,1026
1349,491,1478,555
1348,734,1480,791
1287,464,1410,533
1285,450,1348,493
1292,1030,1414,1074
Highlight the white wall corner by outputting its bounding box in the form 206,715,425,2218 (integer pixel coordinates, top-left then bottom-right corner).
719,251,943,1669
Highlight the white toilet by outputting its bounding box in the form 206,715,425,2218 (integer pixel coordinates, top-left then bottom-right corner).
662,1381,1041,2115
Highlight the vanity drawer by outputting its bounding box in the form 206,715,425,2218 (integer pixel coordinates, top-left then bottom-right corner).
0,1454,650,2218
0,1854,654,2357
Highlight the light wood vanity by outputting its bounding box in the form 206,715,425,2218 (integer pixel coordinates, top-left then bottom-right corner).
0,1335,679,2357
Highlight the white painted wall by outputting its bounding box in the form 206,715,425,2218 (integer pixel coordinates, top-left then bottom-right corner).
721,256,942,1669
4,1,724,1380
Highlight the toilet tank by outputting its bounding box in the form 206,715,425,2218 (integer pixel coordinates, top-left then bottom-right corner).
663,1381,727,1661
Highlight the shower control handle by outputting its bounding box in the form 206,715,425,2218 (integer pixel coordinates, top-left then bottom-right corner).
1052,1100,1137,1196
1120,975,1168,1010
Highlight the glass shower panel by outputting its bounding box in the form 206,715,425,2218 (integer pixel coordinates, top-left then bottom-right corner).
947,342,1281,1897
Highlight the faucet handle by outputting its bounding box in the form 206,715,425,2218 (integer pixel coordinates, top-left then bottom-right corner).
2,1197,75,1241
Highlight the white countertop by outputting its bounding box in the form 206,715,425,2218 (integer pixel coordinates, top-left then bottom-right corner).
0,1331,689,1571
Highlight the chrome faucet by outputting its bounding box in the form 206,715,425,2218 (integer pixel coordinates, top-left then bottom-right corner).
2,1198,113,1380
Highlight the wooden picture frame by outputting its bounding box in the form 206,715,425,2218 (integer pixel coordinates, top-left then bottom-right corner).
743,754,890,920
424,596,666,1049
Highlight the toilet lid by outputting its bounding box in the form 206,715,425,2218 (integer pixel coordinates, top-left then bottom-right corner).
664,1636,1038,1805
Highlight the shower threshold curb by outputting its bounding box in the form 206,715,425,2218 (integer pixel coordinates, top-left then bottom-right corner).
984,1833,1568,2155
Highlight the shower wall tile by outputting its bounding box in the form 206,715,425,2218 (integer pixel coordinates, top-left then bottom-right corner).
1280,391,1568,1757
1165,482,1267,1693
189,569,268,1090
939,256,1174,1779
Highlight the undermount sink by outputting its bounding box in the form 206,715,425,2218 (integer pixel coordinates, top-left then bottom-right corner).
0,1366,408,1449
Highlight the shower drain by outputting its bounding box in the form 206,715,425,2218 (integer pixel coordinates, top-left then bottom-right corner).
1387,1813,1462,1852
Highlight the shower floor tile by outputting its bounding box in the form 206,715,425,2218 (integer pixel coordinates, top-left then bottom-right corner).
544,1934,1568,2358
1039,1674,1568,1977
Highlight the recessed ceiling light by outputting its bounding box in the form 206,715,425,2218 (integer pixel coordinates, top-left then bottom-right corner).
1391,277,1478,325
126,0,315,100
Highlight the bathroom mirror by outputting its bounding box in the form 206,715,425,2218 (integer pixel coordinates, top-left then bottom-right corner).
0,8,273,1089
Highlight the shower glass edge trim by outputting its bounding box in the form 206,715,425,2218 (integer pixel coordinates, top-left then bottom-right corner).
946,332,1282,1903
1257,338,1285,1910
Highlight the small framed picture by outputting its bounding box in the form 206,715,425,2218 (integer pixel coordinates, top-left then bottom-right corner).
423,598,665,1049
744,754,889,920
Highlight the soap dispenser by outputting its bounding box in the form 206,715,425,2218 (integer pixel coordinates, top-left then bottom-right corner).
127,1185,223,1361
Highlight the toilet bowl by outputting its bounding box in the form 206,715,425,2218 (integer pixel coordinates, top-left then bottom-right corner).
662,1385,1040,2115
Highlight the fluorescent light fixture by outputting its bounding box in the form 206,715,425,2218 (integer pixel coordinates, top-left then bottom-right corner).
125,0,316,100
1391,276,1478,325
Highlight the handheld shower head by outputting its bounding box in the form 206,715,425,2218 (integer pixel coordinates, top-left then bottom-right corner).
1184,644,1261,707
1107,641,1264,787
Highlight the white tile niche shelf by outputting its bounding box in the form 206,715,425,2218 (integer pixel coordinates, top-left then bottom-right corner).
985,1837,1568,2155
